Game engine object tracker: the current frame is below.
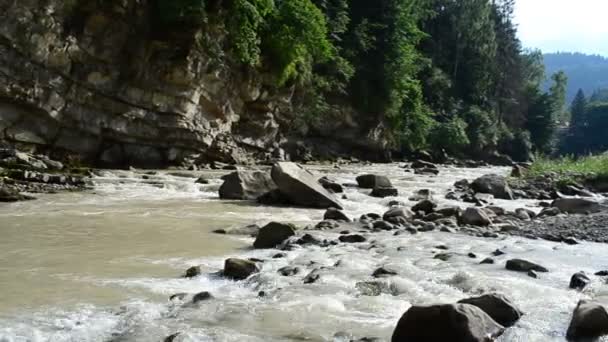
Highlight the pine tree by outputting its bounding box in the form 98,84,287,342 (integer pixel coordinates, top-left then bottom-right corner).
569,89,587,129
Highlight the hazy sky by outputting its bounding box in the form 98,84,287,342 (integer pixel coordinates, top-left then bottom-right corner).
515,0,608,56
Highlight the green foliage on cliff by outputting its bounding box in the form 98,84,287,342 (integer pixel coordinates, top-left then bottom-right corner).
159,0,570,161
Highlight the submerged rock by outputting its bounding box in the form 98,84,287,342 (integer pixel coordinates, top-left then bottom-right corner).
458,293,523,327
339,234,366,243
471,174,514,200
370,186,398,198
253,222,296,249
223,258,259,280
219,171,276,200
271,162,343,209
505,259,548,273
318,176,344,193
323,208,350,222
372,267,398,278
566,300,608,340
391,303,504,342
183,266,202,278
412,199,438,214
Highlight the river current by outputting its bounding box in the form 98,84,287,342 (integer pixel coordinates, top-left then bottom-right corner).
0,164,607,341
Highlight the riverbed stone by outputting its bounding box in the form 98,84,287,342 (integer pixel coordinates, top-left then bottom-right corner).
391,303,504,342
383,207,414,223
253,222,296,249
566,300,608,340
505,259,548,273
471,174,514,200
271,162,343,209
339,234,367,243
412,199,437,214
458,293,523,327
223,258,259,280
184,266,202,278
372,267,398,278
192,291,213,303
318,176,344,193
370,186,398,198
219,171,276,200
356,174,392,189
460,207,492,226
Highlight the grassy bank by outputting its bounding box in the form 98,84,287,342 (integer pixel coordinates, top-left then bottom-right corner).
527,154,608,180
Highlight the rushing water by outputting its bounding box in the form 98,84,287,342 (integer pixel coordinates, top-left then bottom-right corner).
0,164,607,341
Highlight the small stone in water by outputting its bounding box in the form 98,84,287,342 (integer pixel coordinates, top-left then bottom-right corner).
468,253,477,258
192,291,213,303
372,267,398,278
184,266,201,278
492,249,505,256
272,253,286,259
435,245,449,250
480,258,495,265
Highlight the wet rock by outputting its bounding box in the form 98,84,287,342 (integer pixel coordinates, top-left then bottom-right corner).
339,234,367,243
511,165,525,178
514,208,531,220
315,220,340,230
486,206,506,216
324,208,350,222
195,176,209,184
411,160,437,169
391,303,504,342
253,222,296,249
570,272,591,290
169,293,188,301
552,198,602,214
256,189,292,205
480,258,495,264
388,200,405,207
219,171,276,200
356,174,392,189
271,162,343,209
372,220,395,230
192,291,213,303
383,207,414,223
164,332,181,342
436,206,461,217
595,270,608,276
563,237,579,245
409,189,433,201
454,179,470,189
294,233,322,246
303,269,321,284
506,259,548,273
435,245,449,250
566,300,608,341
460,207,492,226
370,186,398,198
0,186,35,202
278,266,301,276
224,258,260,280
272,253,286,259
471,174,514,200
214,224,260,236
372,267,398,278
318,176,344,193
412,199,437,214
419,222,437,232
468,253,477,258
184,266,201,278
434,253,455,261
458,293,523,327
492,249,505,256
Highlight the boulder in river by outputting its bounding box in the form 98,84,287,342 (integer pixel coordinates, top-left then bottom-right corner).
323,208,350,222
383,207,414,223
460,207,492,226
271,162,343,209
551,198,602,214
339,234,366,243
219,171,276,200
318,176,344,193
253,222,296,249
370,187,398,198
458,293,523,327
0,186,35,202
409,189,433,201
184,265,202,278
356,174,392,189
566,300,608,341
570,272,591,290
505,259,548,273
412,199,437,214
411,160,438,169
471,174,514,200
391,303,504,342
223,258,260,280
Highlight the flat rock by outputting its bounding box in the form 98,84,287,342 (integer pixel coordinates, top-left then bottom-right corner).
505,259,548,273
552,198,602,214
458,293,523,327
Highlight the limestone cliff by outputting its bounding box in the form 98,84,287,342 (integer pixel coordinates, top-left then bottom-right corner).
0,0,296,167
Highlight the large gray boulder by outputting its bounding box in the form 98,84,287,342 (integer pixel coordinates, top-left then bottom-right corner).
552,198,602,214
271,162,343,209
391,303,504,342
471,174,514,200
356,174,392,189
566,300,608,340
253,222,296,249
458,293,523,327
219,171,276,200
460,207,492,226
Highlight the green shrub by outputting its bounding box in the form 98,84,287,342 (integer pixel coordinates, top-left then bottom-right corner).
155,0,207,26
428,117,469,154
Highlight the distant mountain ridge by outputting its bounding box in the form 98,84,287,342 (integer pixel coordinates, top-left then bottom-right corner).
543,52,608,102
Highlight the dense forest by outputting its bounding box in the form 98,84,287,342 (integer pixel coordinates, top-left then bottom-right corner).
543,52,608,103
157,0,570,162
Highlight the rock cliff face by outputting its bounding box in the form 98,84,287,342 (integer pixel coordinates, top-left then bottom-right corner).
0,0,293,167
